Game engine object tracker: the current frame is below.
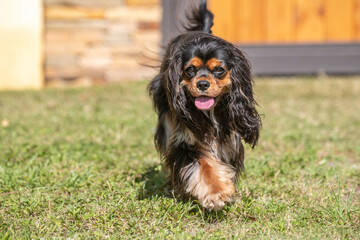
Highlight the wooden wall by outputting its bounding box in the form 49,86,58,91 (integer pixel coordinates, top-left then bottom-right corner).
209,0,360,43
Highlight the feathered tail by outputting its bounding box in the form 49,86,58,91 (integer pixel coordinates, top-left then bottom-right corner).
182,0,214,34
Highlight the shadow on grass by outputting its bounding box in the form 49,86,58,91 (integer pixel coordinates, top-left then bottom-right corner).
136,164,171,200
135,164,245,222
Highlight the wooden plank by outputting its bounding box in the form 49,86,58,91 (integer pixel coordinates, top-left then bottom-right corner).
293,0,326,42
251,0,267,43
235,0,267,43
233,0,245,42
326,0,353,41
266,0,295,43
354,0,360,40
209,0,236,41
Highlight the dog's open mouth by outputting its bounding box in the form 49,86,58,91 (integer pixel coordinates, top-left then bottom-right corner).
194,96,215,110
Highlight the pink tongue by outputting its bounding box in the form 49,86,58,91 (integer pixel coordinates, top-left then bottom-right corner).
195,97,215,110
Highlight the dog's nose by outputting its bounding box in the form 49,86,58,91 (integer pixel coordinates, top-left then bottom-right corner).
196,80,210,91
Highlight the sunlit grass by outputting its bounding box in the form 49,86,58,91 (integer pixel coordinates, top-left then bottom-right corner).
0,77,359,238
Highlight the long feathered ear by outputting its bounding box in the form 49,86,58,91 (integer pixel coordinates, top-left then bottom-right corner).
165,52,189,117
227,47,261,147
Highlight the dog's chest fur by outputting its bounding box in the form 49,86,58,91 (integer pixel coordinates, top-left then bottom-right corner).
162,110,241,166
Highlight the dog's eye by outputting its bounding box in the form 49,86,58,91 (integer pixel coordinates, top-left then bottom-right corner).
212,67,226,77
185,66,196,75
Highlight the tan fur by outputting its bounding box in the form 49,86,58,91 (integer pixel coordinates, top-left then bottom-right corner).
183,148,235,210
189,57,203,69
206,58,222,71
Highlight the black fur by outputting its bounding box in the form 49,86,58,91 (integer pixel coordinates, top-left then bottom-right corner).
182,0,214,33
165,141,200,193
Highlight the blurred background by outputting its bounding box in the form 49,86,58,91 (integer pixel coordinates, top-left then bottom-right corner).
0,0,359,90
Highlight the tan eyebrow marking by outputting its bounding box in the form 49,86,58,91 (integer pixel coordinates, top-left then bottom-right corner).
188,57,203,69
206,58,223,71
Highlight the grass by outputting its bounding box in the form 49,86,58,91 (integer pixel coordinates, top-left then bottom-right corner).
0,76,359,239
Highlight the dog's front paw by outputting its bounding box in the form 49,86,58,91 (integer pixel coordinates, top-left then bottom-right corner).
199,191,234,210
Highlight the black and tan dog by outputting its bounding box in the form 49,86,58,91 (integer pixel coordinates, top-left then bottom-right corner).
148,0,261,210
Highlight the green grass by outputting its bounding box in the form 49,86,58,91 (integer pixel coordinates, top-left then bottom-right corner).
0,77,359,239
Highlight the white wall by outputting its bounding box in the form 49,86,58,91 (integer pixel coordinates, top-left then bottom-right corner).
0,0,43,90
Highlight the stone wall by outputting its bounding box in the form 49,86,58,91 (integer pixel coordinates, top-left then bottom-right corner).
44,0,161,86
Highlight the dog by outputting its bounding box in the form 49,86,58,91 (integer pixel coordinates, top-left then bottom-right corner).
148,0,261,210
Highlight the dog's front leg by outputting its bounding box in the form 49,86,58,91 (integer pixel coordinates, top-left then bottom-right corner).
166,144,235,210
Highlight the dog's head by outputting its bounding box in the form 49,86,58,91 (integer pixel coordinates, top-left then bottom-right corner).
180,46,231,111
162,33,261,146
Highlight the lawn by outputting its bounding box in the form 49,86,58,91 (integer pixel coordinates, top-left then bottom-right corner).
0,77,359,239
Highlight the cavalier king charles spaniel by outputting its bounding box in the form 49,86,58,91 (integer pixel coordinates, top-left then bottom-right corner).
148,0,261,210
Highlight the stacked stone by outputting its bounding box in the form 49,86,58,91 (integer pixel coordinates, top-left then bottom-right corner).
45,0,161,86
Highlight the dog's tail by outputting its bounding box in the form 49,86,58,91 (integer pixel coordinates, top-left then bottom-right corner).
182,0,214,34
